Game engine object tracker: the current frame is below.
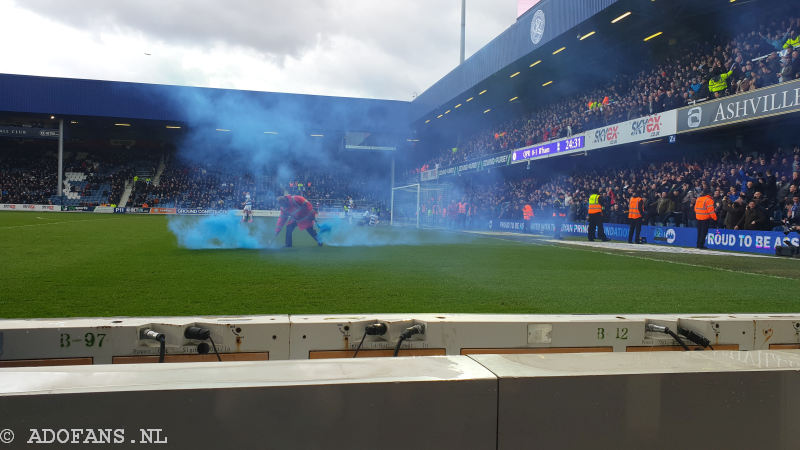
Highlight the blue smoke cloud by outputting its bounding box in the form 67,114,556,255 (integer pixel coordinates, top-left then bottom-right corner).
168,212,470,250
164,86,408,176
168,211,275,250
317,219,468,247
158,86,479,250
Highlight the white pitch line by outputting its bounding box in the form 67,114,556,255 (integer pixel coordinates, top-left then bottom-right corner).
463,229,798,280
546,239,772,258
465,229,772,258
553,243,797,281
0,217,119,229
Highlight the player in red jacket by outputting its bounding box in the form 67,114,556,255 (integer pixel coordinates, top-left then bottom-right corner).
274,195,323,247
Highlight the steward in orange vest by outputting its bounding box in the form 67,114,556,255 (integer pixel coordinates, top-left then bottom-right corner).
457,201,468,228
522,203,533,233
694,191,717,249
523,204,534,220
627,192,644,244
587,189,609,241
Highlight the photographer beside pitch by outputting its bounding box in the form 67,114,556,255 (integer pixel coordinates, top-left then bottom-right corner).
274,194,323,248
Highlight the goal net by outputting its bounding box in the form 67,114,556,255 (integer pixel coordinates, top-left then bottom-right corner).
391,183,452,228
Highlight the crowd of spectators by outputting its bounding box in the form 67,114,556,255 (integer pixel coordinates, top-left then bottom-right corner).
0,144,162,206
2,143,387,211
129,164,261,209
126,162,388,211
0,149,56,204
440,145,800,232
278,171,387,209
414,17,800,174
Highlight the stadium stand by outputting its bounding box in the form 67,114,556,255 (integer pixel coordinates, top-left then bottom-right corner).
0,147,56,205
2,6,798,234
121,160,388,212
1,142,388,212
421,143,800,231
413,17,800,175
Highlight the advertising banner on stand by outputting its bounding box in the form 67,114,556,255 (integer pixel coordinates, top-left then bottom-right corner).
176,208,227,215
64,206,95,212
0,204,60,211
646,225,799,255
677,79,800,132
431,153,511,179
0,126,59,140
149,208,177,215
488,220,797,255
420,168,438,182
587,110,677,149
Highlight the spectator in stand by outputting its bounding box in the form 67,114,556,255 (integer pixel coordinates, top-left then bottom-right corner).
782,29,799,49
724,195,747,230
657,191,676,225
708,64,735,98
742,200,769,230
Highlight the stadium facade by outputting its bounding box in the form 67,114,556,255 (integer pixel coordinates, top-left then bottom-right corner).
0,0,792,164
3,2,800,446
1,0,797,255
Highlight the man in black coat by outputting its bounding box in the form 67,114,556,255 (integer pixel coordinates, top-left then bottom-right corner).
740,200,768,230
723,195,746,229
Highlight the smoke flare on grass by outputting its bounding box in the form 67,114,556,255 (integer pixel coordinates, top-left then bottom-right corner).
168,211,276,249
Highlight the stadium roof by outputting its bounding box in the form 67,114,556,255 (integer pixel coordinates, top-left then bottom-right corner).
410,0,618,122
410,0,770,128
0,73,410,135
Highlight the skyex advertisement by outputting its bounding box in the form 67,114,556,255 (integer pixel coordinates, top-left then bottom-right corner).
586,110,677,149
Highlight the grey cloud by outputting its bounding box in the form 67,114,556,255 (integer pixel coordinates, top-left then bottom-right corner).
12,0,515,99
14,0,341,58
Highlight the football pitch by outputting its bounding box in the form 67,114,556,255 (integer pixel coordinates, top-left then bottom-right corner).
1,211,799,319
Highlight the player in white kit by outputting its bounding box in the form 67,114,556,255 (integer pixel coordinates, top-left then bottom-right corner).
242,192,253,223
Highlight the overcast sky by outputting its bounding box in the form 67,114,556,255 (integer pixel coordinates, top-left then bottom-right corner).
0,0,517,100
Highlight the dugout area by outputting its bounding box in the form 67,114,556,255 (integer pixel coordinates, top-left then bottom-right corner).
1,313,798,365
1,347,800,448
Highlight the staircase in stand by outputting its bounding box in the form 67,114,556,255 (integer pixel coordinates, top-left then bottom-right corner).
118,181,133,207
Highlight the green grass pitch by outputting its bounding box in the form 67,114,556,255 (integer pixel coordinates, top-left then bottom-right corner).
1,211,799,318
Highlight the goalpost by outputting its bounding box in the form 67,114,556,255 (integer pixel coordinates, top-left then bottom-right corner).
391,183,453,228
390,183,420,228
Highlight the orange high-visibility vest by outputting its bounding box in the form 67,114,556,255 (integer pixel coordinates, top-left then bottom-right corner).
588,194,603,215
458,202,467,214
694,195,717,221
523,204,533,220
628,197,642,219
